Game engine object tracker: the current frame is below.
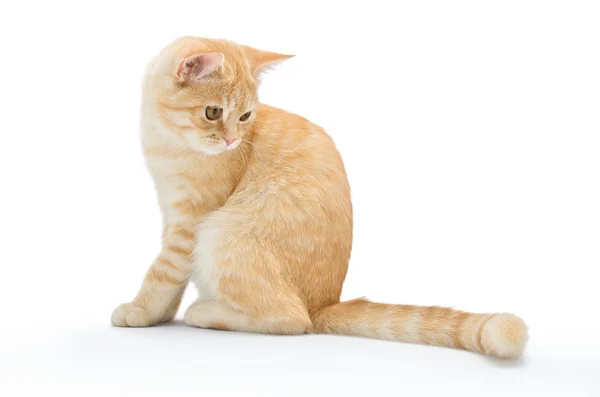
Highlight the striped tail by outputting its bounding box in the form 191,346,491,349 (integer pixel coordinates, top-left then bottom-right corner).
311,298,528,359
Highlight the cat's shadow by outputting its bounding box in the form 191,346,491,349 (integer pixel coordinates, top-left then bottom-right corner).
146,321,531,367
480,354,528,368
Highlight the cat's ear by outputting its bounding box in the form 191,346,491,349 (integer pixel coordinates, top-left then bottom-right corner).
176,52,224,83
242,46,294,77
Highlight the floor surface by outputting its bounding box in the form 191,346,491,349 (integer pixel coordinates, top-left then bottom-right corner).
1,321,597,396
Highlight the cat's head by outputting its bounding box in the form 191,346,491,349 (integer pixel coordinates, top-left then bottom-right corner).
150,37,292,155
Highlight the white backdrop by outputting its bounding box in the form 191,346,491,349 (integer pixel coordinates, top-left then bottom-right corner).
0,1,598,396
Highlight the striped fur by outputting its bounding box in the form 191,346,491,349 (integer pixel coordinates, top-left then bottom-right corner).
111,37,528,360
312,299,527,359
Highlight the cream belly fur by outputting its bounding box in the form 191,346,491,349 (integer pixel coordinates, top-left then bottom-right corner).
191,213,229,301
111,36,529,360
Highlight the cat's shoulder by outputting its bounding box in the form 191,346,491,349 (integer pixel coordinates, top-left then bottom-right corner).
256,103,324,134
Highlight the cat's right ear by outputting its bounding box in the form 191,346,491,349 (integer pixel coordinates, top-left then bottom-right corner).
176,52,224,83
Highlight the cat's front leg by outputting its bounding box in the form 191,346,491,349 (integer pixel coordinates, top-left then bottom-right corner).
111,224,196,327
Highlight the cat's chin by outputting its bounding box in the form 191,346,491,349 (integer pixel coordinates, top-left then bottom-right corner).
190,141,241,155
189,145,226,156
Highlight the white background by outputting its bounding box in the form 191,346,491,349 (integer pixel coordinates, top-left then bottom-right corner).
0,1,598,396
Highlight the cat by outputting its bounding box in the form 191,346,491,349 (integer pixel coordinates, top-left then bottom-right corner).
111,36,528,359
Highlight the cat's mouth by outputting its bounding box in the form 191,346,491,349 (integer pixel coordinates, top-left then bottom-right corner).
183,135,227,155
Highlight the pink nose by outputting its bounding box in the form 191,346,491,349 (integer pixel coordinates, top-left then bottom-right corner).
224,137,238,147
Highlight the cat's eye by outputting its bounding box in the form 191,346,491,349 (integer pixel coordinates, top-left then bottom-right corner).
205,106,223,121
239,111,252,122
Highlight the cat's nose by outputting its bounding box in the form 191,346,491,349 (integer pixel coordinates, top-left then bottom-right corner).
224,137,238,147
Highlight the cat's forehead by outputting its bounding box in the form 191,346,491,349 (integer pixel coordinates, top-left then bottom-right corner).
221,96,245,114
213,80,257,111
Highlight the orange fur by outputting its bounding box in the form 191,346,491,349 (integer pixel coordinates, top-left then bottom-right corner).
111,37,528,359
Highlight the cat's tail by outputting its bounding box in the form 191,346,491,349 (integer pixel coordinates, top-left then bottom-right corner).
310,298,528,359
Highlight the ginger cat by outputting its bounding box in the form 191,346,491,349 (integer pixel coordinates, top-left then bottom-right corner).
111,36,528,359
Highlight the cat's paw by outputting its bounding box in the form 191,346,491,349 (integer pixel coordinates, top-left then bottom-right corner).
111,303,153,327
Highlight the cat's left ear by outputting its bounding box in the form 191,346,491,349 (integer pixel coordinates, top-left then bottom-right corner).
241,46,294,77
176,52,224,83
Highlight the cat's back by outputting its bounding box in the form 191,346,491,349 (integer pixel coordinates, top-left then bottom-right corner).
230,103,352,228
251,104,347,181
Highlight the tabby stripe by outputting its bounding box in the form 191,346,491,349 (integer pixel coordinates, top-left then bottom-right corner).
157,257,178,271
477,314,496,353
453,312,470,349
146,268,185,285
167,244,192,257
173,227,195,240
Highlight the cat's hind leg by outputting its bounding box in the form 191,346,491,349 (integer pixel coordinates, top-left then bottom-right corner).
184,299,311,335
188,209,312,335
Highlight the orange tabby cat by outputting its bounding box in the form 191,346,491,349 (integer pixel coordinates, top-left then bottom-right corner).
111,36,528,359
